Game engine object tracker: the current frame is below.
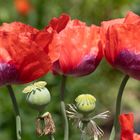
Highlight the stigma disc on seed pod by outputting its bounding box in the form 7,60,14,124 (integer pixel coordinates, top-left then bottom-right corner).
75,94,96,113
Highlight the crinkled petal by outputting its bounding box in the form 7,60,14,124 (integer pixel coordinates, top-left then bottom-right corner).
46,13,70,33
124,11,140,24
101,18,124,32
119,113,134,140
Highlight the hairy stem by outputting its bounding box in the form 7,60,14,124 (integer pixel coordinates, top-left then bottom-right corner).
60,75,69,140
109,75,129,140
7,85,21,140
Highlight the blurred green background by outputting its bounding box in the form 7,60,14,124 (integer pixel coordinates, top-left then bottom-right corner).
0,0,140,140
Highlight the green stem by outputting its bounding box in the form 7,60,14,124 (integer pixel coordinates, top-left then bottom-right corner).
49,134,55,140
60,75,69,140
109,75,129,140
80,122,87,140
7,85,21,140
80,131,87,140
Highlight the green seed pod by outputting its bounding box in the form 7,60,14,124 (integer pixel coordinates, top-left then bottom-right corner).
23,81,51,111
75,94,96,113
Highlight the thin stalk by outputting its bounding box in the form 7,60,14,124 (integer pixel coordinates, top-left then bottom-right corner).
60,75,69,140
109,75,129,140
80,122,87,140
7,85,21,140
80,130,87,140
49,134,55,140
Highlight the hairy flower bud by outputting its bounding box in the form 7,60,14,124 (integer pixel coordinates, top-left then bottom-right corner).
23,81,51,111
75,94,96,113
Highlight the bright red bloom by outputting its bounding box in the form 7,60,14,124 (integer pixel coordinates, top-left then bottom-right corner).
47,14,103,76
103,12,140,80
14,0,31,16
119,113,140,140
0,22,58,85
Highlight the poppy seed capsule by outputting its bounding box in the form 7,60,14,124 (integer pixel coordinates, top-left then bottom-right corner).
75,94,96,113
23,81,51,111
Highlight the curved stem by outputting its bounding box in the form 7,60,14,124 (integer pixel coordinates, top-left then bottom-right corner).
60,75,69,140
7,85,21,140
109,75,129,140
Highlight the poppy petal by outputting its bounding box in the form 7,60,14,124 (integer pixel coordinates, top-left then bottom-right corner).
119,113,134,140
46,13,70,33
124,11,140,24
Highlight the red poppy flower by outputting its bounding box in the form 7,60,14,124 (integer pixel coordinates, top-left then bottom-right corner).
103,12,140,80
14,0,31,16
0,22,58,85
119,113,140,140
47,14,103,76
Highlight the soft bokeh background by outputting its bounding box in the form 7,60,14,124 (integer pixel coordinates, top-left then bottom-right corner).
0,0,140,140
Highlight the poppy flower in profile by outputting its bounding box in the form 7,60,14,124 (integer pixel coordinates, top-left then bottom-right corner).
47,14,103,76
0,22,58,86
119,113,140,140
14,0,31,16
103,12,140,80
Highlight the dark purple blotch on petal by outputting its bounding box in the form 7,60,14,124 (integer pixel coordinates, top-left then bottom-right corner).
0,62,19,85
68,55,99,76
53,55,100,76
115,49,140,80
52,60,62,75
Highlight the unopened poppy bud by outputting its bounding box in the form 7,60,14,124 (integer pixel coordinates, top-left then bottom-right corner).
75,94,96,113
23,81,51,111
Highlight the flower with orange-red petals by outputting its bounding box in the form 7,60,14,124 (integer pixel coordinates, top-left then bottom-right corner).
103,12,140,80
119,113,140,140
14,0,31,16
0,22,58,85
47,14,103,76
